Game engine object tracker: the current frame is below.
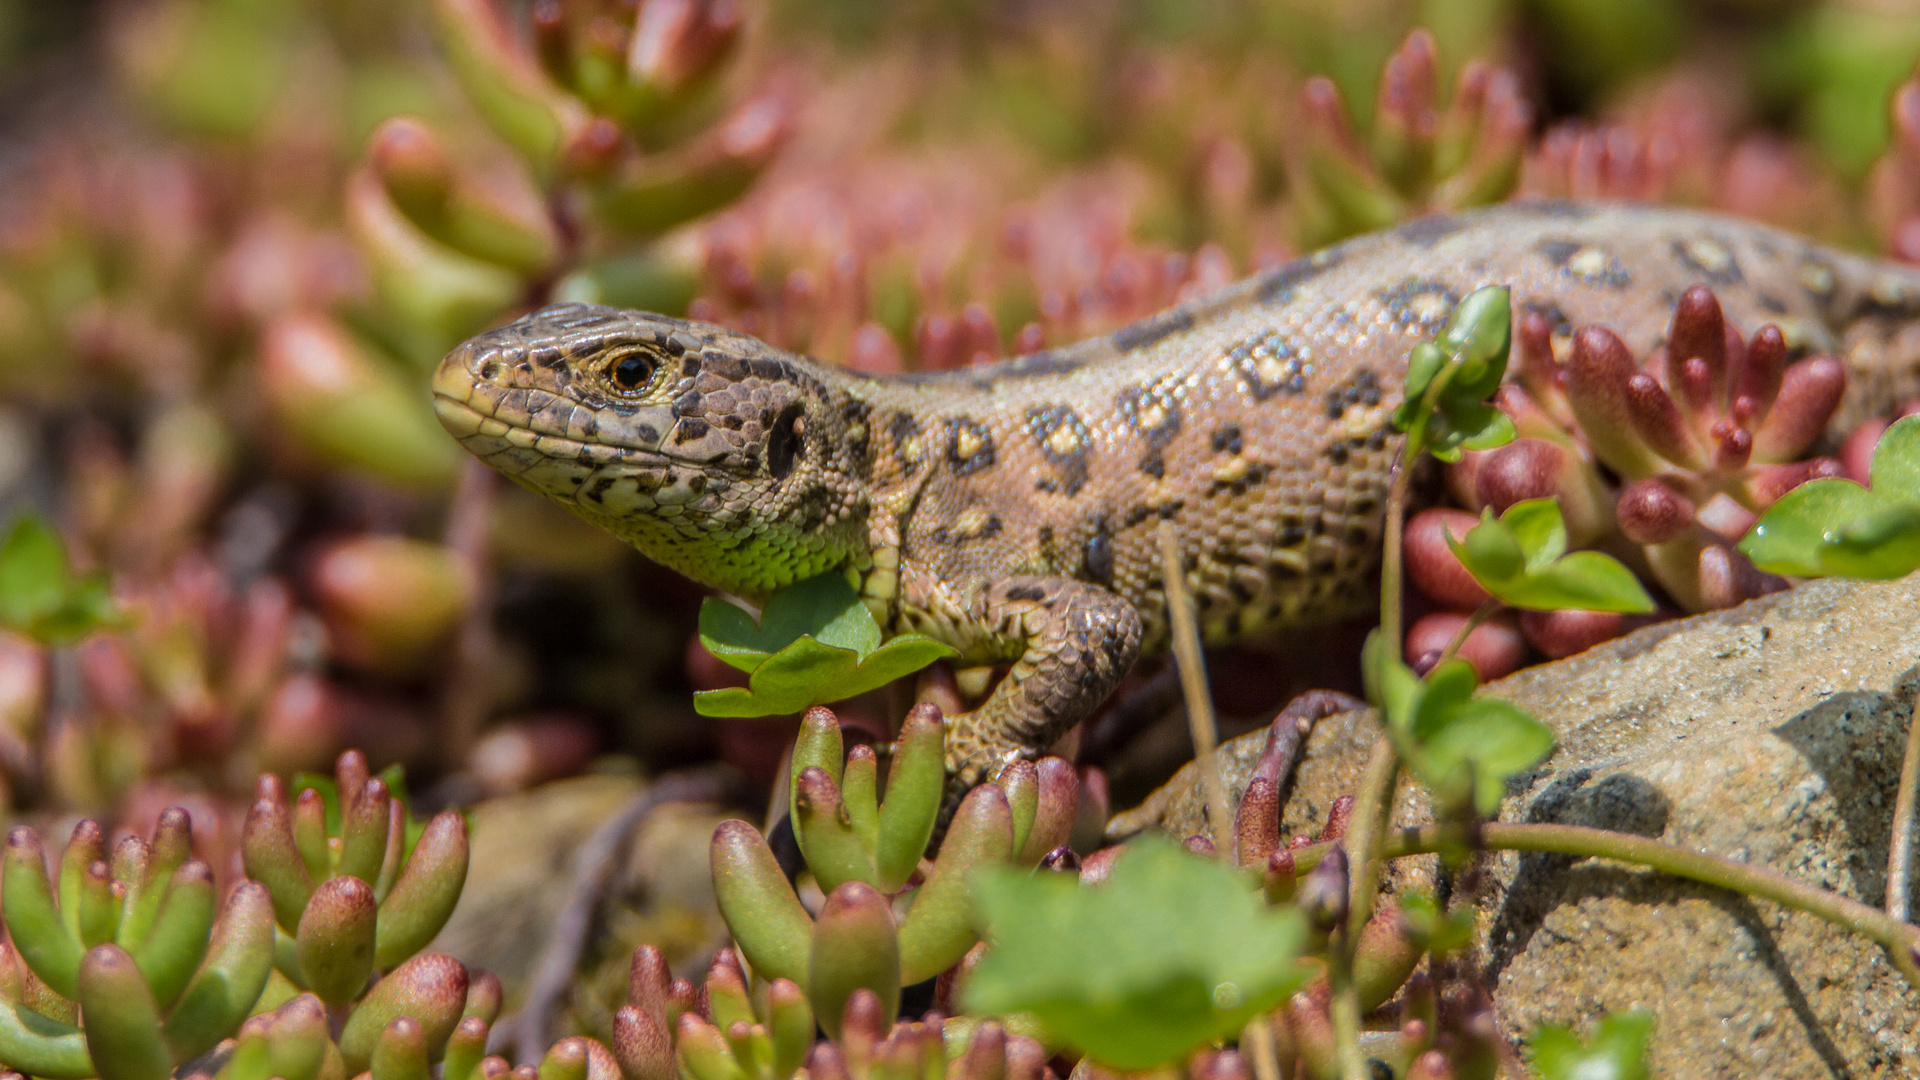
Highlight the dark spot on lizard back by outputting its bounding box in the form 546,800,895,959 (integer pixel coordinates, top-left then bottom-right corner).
1227,328,1311,401
1395,213,1465,248
1027,404,1093,496
1112,308,1196,352
1672,236,1744,285
1523,199,1597,220
1535,239,1630,289
1378,278,1459,331
889,413,924,477
945,418,996,476
1323,369,1383,421
1117,386,1182,447
1254,246,1345,304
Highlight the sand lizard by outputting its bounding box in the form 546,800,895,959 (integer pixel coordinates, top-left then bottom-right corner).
432,202,1920,795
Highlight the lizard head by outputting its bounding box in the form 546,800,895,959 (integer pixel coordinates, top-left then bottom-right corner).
433,302,872,599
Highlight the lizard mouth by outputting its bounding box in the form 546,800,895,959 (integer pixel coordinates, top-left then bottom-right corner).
431,392,677,468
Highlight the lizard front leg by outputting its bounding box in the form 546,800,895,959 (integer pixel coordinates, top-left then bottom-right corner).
920,574,1144,796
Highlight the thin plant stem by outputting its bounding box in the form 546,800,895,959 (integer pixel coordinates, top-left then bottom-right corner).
1242,1016,1284,1080
1157,520,1233,857
1333,736,1400,1080
1378,458,1416,652
1889,706,1920,922
1434,598,1500,670
1285,821,1920,993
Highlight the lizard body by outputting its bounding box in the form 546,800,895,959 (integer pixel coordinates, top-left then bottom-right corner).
433,202,1920,791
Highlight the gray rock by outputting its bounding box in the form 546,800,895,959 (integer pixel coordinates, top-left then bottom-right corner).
430,774,730,1004
1111,574,1920,1078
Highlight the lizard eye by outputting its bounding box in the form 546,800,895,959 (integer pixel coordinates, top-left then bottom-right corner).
609,352,655,392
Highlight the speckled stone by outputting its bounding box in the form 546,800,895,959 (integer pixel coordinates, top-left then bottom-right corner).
1113,574,1920,1078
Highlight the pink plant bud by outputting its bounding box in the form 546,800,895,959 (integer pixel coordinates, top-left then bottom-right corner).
1567,327,1662,476
1520,608,1659,658
1675,356,1715,416
848,323,903,375
1406,1050,1455,1080
1078,844,1125,885
1300,77,1372,170
807,1042,853,1080
257,675,346,777
336,751,372,816
1372,30,1439,189
1183,834,1216,856
629,0,743,94
627,944,673,1022
1616,478,1696,545
1512,308,1564,401
1404,610,1526,682
1011,322,1046,356
310,536,472,680
1625,373,1703,468
1070,764,1111,855
1473,438,1567,512
530,0,569,81
1319,794,1356,842
916,313,961,371
1405,509,1494,609
1698,545,1788,610
1894,217,1920,265
1663,288,1729,405
1753,355,1847,462
1710,422,1753,473
369,119,454,215
838,986,890,1057
1841,418,1891,484
1736,325,1788,417
1444,450,1485,510
1297,845,1349,930
562,118,627,179
961,303,1001,365
468,715,598,796
1748,457,1845,507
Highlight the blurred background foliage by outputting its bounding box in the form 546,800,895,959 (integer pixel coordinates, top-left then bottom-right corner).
0,0,1919,987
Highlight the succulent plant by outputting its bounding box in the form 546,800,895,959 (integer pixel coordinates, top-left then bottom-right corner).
0,809,273,1079
1284,30,1532,250
1407,285,1852,667
709,704,1077,1034
242,752,470,986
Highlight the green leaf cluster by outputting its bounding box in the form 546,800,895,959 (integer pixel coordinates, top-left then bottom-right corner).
0,515,123,645
1363,631,1555,817
1528,1010,1653,1080
1447,499,1655,613
963,836,1313,1070
695,574,957,717
1391,286,1516,463
1740,415,1920,579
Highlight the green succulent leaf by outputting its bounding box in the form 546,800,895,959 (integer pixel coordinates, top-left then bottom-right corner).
1741,416,1920,579
1528,1010,1653,1080
0,515,124,645
1449,499,1655,613
963,835,1311,1071
694,574,956,718
1391,286,1515,463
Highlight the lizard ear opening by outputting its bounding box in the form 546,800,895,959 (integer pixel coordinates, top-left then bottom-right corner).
768,404,806,480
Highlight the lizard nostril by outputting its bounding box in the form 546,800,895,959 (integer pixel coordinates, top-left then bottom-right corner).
481,363,504,380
